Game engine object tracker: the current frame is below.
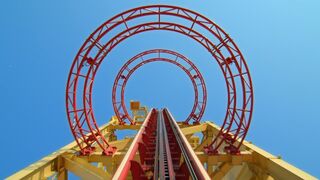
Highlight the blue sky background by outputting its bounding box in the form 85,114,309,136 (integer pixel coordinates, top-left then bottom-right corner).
1,0,319,178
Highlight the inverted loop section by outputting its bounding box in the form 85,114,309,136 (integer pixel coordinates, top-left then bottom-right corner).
112,49,207,125
66,5,253,155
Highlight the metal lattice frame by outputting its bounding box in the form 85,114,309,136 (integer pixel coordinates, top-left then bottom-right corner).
112,49,207,125
66,5,253,155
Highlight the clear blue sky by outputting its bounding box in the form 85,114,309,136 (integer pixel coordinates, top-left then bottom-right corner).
1,0,319,178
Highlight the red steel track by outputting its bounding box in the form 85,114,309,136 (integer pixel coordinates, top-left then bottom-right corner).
112,109,158,179
113,109,210,180
112,49,207,125
66,5,254,155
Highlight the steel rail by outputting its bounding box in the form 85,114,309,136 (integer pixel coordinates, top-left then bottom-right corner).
153,112,161,179
163,109,210,180
159,110,176,179
112,109,156,180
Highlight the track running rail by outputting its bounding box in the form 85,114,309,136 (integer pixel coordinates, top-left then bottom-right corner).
158,110,176,179
163,109,210,180
113,109,157,179
114,108,209,179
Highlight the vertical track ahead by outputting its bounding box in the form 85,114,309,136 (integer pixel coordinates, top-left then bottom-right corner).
113,109,158,180
162,109,210,180
157,110,175,179
113,109,210,180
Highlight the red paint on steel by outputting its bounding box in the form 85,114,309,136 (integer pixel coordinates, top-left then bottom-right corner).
163,109,210,179
158,109,176,178
66,5,253,155
114,109,158,179
112,49,207,125
130,161,148,180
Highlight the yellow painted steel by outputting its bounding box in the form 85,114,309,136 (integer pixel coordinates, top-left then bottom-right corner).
211,163,233,179
7,118,317,180
62,153,110,180
6,117,138,180
130,100,148,123
130,101,141,110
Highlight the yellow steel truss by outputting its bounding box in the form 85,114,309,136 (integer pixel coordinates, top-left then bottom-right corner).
7,118,317,180
130,100,148,123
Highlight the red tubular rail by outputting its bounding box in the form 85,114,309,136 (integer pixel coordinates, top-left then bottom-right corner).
112,109,157,179
158,110,176,179
163,109,210,179
114,108,210,179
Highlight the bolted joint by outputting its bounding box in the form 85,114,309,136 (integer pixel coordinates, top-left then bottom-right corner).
85,57,95,66
102,146,117,156
204,145,219,155
224,145,240,155
80,146,96,156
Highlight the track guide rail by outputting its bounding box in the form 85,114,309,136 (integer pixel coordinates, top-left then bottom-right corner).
113,109,158,180
162,109,210,180
113,108,209,179
158,110,176,179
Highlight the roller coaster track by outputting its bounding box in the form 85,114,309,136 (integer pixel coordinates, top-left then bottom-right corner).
113,109,210,179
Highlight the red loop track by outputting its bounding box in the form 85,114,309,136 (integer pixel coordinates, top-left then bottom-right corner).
66,5,254,155
112,49,207,125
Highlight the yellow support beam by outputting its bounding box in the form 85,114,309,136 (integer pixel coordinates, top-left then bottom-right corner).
6,143,75,180
62,154,110,180
180,123,207,135
6,120,317,180
211,163,232,179
195,136,211,151
235,164,253,180
6,118,124,180
181,121,317,180
196,151,253,165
